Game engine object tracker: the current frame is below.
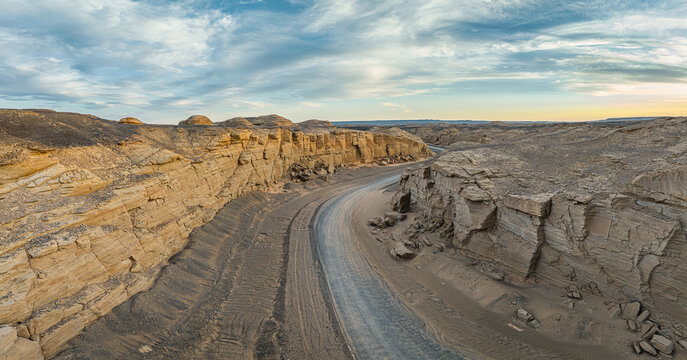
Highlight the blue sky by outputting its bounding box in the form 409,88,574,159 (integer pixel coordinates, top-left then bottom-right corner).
1,0,687,123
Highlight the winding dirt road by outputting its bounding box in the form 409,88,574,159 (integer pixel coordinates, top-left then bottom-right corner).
57,165,455,359
313,174,466,359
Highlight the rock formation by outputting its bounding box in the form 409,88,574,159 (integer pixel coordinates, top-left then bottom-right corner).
179,115,213,126
298,119,333,128
118,117,143,125
0,109,431,359
218,117,254,128
245,114,293,127
394,117,687,326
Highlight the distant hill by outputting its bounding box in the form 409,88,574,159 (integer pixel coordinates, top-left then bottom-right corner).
333,116,664,126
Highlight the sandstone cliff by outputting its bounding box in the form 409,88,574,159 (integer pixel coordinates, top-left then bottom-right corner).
0,109,430,358
394,117,687,325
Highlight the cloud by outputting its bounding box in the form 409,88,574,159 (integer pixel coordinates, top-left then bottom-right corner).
381,102,411,113
0,0,686,122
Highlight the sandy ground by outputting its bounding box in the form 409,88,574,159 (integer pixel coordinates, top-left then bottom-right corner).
358,185,668,359
54,165,405,359
53,160,660,360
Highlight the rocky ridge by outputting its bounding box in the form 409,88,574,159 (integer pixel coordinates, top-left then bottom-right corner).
0,109,431,359
394,117,687,330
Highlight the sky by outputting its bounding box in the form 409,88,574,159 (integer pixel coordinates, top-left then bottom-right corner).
1,0,687,124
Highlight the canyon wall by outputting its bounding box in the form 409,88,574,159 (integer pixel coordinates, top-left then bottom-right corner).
0,109,430,358
394,117,687,325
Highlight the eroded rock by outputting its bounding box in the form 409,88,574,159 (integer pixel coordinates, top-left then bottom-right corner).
118,117,143,125
650,334,674,354
391,241,416,259
393,117,687,325
179,115,213,126
0,109,432,357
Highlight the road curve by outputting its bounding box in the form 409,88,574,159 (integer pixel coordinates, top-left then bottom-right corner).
427,144,446,154
313,173,467,360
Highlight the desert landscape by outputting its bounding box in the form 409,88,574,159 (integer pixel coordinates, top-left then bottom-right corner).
0,111,686,359
3,1,687,359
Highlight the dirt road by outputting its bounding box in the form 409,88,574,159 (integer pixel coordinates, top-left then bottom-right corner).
312,175,466,359
55,165,434,359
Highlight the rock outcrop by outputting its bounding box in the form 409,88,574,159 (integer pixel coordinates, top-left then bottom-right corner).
218,117,254,128
179,115,213,126
394,117,687,325
298,119,334,128
0,109,431,358
245,114,293,127
118,117,143,125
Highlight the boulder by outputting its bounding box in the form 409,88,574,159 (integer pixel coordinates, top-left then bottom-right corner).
392,190,411,213
565,285,582,299
179,115,213,126
642,325,659,339
622,302,641,320
650,334,674,354
517,308,534,322
384,211,407,222
119,117,143,125
637,310,650,323
1,338,43,360
367,217,386,229
626,319,639,332
0,325,17,351
391,241,415,259
632,341,642,354
678,339,687,350
639,340,658,356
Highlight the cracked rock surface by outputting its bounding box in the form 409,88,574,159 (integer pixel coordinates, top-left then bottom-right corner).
394,117,687,325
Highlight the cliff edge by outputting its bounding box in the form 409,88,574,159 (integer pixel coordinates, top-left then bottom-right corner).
0,109,431,358
394,117,687,329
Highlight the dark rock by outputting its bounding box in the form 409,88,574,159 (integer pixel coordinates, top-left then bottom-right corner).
393,190,411,213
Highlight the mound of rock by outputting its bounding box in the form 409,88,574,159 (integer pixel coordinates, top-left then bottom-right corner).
299,119,334,128
219,117,254,128
179,115,213,126
246,114,293,127
119,117,143,125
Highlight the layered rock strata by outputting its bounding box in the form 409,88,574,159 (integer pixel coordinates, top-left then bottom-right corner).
0,109,430,358
394,117,687,325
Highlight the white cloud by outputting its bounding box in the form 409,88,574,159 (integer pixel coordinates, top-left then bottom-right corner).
1,0,687,122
